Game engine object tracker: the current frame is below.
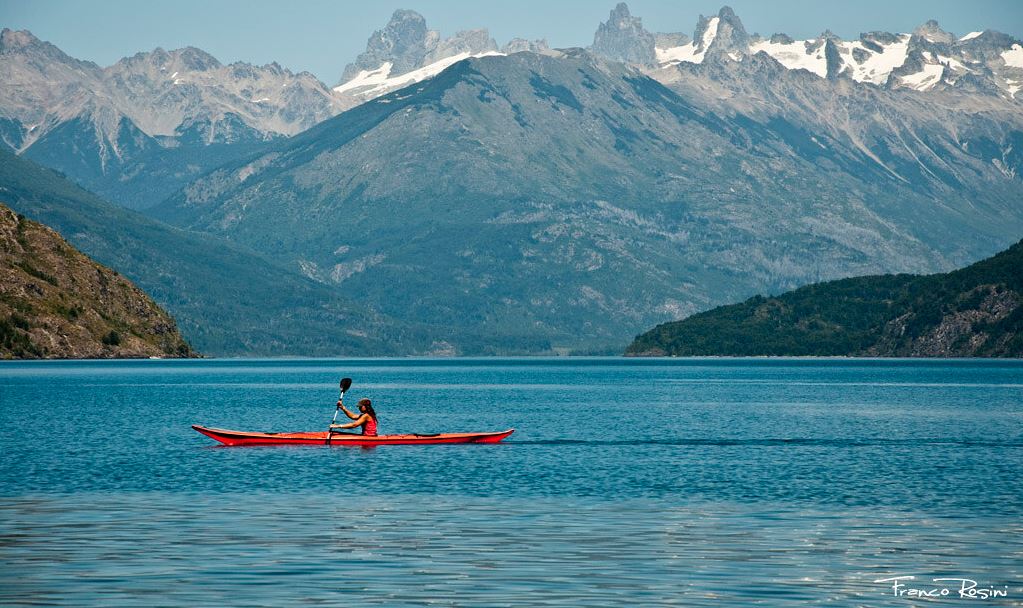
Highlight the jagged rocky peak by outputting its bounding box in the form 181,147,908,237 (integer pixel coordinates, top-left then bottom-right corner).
331,10,500,106
709,6,749,50
338,9,496,85
859,30,902,50
0,27,347,209
913,19,954,44
230,60,279,79
591,2,656,65
647,5,1019,95
653,5,751,66
345,9,432,80
690,5,750,63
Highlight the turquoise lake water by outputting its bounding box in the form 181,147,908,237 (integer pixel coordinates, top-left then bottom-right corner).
1,358,1021,605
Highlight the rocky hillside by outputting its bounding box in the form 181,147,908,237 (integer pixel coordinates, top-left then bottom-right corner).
0,203,193,358
626,239,1023,357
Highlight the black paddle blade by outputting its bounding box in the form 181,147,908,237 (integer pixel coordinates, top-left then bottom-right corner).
339,377,353,392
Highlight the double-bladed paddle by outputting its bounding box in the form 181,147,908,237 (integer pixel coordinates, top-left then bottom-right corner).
326,377,353,445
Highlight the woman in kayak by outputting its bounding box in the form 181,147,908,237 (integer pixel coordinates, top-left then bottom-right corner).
329,398,378,436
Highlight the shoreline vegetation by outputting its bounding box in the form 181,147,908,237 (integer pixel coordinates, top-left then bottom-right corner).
627,240,1023,358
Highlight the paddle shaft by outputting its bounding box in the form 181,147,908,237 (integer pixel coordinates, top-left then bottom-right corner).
327,390,344,445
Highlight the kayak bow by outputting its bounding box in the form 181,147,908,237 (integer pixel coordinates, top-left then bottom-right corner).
192,425,514,447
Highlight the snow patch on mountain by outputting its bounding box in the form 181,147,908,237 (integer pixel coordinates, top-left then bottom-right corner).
333,9,499,106
900,62,944,90
655,16,719,65
334,51,504,98
660,19,913,86
700,17,721,50
655,43,701,65
333,62,394,94
1003,44,1023,68
636,6,1021,96
746,34,911,83
840,35,911,84
749,38,828,77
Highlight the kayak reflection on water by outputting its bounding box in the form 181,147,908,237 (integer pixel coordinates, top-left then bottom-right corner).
329,398,378,437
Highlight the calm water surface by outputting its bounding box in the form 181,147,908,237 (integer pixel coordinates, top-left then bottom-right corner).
1,358,1021,606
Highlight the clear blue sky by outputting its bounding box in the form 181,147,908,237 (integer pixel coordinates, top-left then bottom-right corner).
2,0,1020,83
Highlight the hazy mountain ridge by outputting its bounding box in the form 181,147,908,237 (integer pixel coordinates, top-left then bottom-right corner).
626,239,1023,357
0,202,194,359
0,149,442,356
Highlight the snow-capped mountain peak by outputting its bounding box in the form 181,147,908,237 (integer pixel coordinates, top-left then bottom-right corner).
629,7,1022,99
333,9,500,106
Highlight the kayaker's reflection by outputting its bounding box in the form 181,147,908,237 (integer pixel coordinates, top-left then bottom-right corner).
329,398,378,437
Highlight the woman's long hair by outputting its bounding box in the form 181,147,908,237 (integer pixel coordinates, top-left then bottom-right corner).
358,398,377,421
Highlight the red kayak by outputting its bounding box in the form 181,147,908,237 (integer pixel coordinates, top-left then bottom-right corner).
192,424,514,447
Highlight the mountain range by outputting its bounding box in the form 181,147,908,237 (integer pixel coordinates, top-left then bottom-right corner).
4,5,1021,211
154,46,1022,352
0,28,343,209
2,5,1022,355
598,4,1023,96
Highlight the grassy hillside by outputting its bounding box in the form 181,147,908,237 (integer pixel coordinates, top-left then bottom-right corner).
627,240,1023,357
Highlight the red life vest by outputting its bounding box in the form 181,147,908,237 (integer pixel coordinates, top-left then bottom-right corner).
363,416,378,436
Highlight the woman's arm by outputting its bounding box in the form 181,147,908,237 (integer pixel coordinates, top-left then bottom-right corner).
337,401,359,420
331,413,369,429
